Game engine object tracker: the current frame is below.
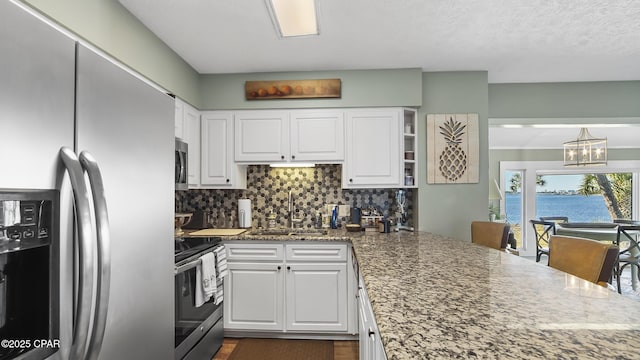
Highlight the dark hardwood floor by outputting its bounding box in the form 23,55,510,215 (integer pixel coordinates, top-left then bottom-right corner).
212,338,358,360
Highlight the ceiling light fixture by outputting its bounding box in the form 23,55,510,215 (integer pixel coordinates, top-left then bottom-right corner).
265,0,319,38
563,128,607,167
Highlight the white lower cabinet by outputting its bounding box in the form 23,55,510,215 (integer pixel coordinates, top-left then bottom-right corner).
224,242,351,335
358,275,387,360
225,262,284,331
286,263,348,332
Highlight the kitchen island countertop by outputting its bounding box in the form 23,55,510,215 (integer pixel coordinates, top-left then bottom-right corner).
179,229,640,359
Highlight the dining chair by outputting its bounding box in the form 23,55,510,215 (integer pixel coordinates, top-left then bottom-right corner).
540,216,569,224
530,219,556,263
548,235,619,288
471,221,510,251
613,224,640,293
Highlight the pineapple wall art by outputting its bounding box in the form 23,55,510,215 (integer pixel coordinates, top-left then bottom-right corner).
427,113,479,184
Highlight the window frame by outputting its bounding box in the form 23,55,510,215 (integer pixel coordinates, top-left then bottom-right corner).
499,160,640,257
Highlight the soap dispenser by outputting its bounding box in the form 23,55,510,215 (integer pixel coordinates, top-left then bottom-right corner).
267,210,277,229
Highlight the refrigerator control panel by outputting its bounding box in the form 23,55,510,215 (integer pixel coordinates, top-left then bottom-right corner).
0,190,57,253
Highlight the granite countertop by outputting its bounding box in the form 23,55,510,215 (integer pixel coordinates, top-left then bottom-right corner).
177,228,353,241
349,231,640,360
179,228,640,359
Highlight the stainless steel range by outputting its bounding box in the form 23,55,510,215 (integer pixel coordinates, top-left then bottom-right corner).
174,237,224,360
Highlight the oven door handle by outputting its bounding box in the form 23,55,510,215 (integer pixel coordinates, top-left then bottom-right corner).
80,151,111,360
59,147,94,360
175,257,202,275
175,246,221,275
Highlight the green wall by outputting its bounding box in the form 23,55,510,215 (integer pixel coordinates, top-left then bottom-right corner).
417,72,489,241
488,81,640,187
21,0,201,107
199,69,423,110
489,81,640,118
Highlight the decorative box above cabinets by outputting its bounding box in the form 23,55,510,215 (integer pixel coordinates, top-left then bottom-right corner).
200,111,247,189
342,108,417,189
234,110,345,164
174,98,201,187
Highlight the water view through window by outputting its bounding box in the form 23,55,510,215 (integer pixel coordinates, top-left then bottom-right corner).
504,172,632,248
506,192,612,224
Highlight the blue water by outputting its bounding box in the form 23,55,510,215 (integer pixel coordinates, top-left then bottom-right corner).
505,193,611,225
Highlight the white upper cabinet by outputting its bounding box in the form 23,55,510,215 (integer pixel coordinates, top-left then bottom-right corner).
201,111,247,189
290,110,344,162
183,103,201,186
234,110,289,162
174,99,184,139
343,109,402,188
234,109,344,163
174,98,201,187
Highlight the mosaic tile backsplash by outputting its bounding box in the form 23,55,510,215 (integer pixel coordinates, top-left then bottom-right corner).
175,164,413,229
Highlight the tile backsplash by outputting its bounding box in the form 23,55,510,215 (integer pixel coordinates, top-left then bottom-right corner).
175,164,413,229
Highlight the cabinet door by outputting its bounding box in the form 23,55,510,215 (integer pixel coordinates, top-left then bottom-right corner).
201,111,234,186
359,279,387,360
183,103,201,186
290,110,344,162
286,263,348,332
345,110,401,188
285,243,347,262
174,99,184,138
224,262,285,331
358,289,372,360
235,111,289,162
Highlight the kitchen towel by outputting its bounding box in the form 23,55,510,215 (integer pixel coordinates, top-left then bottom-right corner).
238,199,252,228
195,252,217,307
213,245,227,305
214,245,228,278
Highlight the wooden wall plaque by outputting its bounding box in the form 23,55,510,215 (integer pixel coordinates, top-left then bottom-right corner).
245,79,341,100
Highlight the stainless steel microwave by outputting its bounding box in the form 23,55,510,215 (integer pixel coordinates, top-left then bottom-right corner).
175,137,188,191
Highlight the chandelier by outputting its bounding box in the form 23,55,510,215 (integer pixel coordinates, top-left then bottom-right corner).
563,128,607,166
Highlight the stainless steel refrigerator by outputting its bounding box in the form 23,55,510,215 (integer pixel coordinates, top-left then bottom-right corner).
1,1,174,359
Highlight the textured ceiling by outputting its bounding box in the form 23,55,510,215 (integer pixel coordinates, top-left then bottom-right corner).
119,0,640,83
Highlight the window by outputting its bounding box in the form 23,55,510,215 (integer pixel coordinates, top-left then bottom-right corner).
500,160,640,256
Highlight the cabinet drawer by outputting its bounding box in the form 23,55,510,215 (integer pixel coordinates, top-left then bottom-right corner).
226,243,284,261
285,243,347,262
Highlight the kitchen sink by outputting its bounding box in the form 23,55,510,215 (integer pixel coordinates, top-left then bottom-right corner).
249,228,328,236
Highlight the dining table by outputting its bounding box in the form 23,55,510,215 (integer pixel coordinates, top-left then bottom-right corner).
555,223,638,290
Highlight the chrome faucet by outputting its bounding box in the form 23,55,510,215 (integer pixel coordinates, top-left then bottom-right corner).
288,190,303,229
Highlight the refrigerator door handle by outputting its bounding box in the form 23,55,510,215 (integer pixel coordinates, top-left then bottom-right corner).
80,151,111,360
59,147,95,360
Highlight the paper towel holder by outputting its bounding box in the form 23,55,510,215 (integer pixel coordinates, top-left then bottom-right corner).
238,199,252,228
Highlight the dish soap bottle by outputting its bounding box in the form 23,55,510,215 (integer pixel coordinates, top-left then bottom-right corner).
330,205,338,229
